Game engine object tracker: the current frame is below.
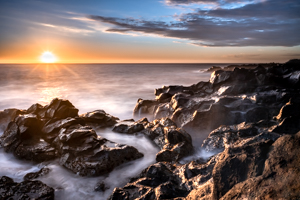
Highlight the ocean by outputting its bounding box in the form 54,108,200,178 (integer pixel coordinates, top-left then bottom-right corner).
0,63,227,199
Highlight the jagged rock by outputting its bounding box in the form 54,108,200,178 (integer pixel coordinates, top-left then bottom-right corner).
142,118,193,162
51,122,143,176
59,144,143,176
221,132,300,200
0,99,144,177
108,155,218,200
0,108,26,131
0,114,57,162
212,140,274,199
24,167,50,180
209,70,232,85
133,99,160,119
205,66,222,72
112,118,148,134
41,117,84,142
27,98,78,121
80,110,119,128
0,176,54,200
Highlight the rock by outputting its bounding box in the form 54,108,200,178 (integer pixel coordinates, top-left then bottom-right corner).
108,155,219,200
209,70,232,85
205,66,222,72
59,144,143,176
24,167,50,180
0,108,26,131
133,99,160,119
112,118,148,134
142,118,193,162
0,176,54,200
212,140,274,199
156,92,172,103
80,110,119,128
37,98,79,120
95,182,109,192
41,117,84,142
0,114,57,162
220,132,300,200
0,98,145,177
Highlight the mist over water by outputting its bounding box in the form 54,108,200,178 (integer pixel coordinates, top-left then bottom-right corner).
0,63,226,199
0,64,217,119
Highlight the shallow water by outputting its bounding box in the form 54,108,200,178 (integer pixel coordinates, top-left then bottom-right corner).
0,63,228,199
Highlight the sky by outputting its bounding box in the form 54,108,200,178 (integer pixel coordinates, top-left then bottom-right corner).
0,0,299,63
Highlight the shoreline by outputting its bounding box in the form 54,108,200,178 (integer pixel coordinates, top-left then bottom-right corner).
0,59,300,199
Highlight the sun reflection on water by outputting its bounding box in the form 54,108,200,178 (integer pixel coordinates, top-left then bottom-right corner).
37,86,68,105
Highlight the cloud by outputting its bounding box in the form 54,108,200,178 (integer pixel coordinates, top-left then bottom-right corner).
40,23,95,35
88,0,300,47
100,0,299,46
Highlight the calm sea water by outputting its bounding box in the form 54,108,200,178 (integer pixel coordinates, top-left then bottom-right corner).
0,63,227,199
0,63,223,119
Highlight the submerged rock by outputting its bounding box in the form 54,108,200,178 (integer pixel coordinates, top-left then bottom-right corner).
24,167,51,181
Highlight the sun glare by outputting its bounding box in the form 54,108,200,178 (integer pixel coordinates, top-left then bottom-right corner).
40,51,57,63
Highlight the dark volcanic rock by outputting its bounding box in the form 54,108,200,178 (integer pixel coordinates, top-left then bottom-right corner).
0,176,54,200
59,144,143,176
0,108,26,131
221,132,300,200
143,118,193,162
205,66,222,72
80,109,119,128
109,155,219,200
0,98,144,177
133,99,160,119
112,118,148,134
52,124,143,176
212,140,273,199
113,117,193,163
0,114,57,162
24,167,51,181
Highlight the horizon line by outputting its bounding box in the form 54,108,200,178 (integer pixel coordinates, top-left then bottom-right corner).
0,61,283,65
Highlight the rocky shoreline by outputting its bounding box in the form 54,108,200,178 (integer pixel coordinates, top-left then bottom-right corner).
1,59,300,199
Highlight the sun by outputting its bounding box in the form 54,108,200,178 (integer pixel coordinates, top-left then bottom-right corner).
40,51,58,63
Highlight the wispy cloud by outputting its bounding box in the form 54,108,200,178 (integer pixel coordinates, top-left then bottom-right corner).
88,0,300,47
40,23,95,35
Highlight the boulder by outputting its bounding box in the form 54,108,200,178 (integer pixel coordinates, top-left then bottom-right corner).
80,110,119,128
0,108,26,131
59,144,143,176
0,114,57,162
112,118,148,134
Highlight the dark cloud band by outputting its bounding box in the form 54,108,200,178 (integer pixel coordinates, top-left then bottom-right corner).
89,0,300,47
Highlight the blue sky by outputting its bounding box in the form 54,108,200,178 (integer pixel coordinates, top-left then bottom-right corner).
0,0,299,63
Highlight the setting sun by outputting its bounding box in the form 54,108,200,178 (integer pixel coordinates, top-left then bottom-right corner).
40,51,57,63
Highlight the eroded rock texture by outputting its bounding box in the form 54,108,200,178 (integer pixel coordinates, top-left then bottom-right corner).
0,176,54,200
0,98,143,177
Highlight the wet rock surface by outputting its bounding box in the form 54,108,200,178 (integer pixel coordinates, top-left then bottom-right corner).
111,60,300,199
113,117,194,162
0,98,143,177
0,176,54,200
